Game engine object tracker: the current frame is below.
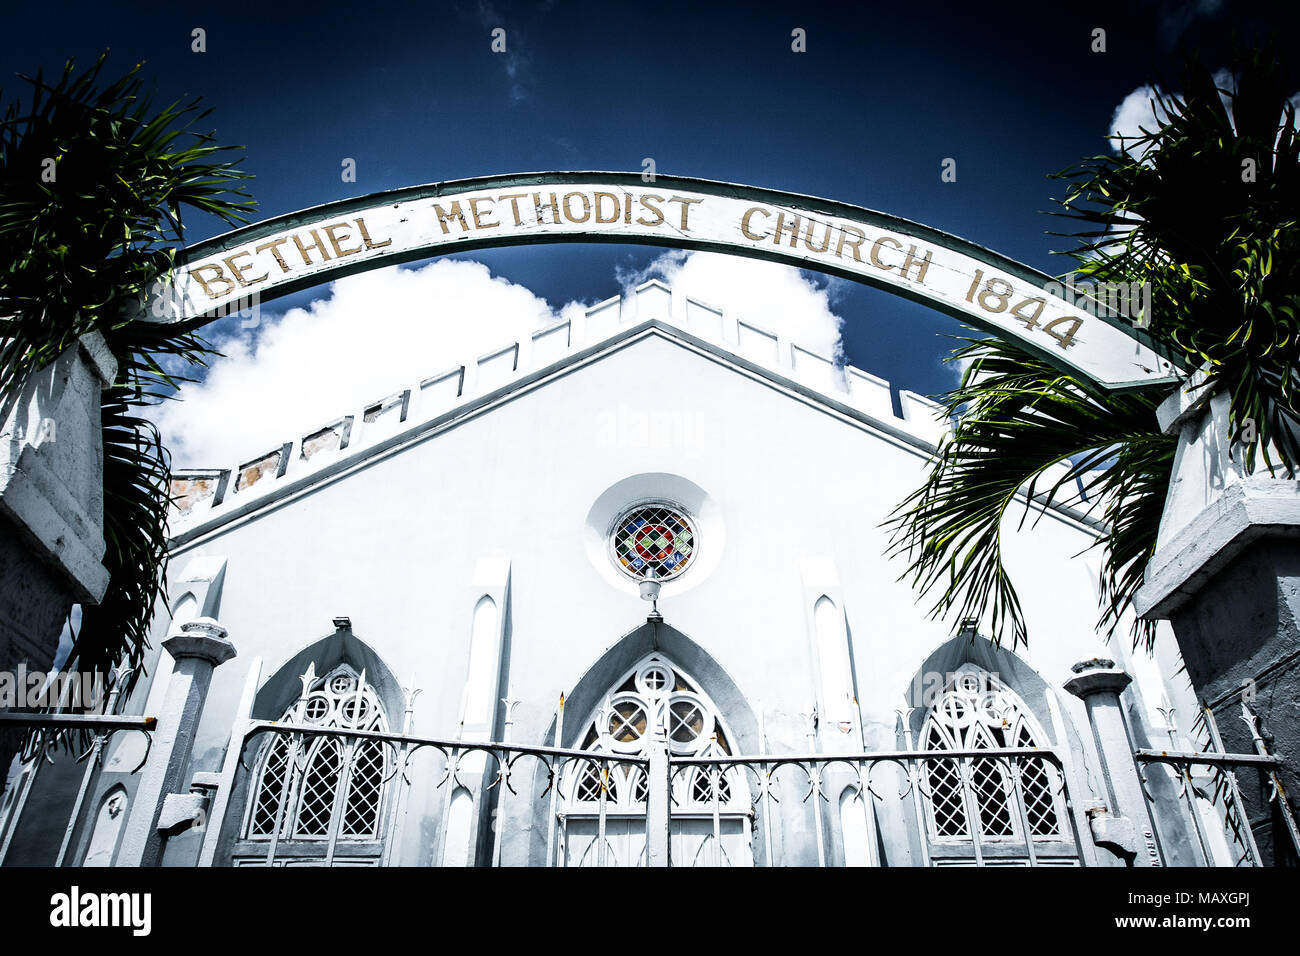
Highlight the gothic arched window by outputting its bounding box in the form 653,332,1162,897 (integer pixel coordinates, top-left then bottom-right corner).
563,654,751,866
920,666,1066,849
243,663,389,855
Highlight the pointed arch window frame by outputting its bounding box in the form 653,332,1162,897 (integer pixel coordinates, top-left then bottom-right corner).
917,665,1070,848
241,662,392,849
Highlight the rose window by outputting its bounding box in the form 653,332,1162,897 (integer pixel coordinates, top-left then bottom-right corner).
611,504,696,580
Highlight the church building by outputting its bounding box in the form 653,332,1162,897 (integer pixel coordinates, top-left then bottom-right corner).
0,279,1246,867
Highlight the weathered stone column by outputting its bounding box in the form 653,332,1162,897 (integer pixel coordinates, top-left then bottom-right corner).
1135,382,1300,865
0,333,116,667
116,618,235,867
0,332,117,785
1065,658,1162,866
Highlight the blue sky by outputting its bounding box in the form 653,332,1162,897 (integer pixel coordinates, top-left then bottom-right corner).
3,0,1295,462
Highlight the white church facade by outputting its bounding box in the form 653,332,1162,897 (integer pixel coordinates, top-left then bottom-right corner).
0,279,1247,867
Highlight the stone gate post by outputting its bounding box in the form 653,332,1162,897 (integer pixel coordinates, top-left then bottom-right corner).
0,332,117,788
1065,658,1163,866
116,618,236,866
1135,382,1300,865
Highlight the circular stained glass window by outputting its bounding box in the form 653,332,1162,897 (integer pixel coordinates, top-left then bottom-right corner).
611,504,696,581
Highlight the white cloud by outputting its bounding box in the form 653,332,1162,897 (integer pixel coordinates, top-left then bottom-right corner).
152,252,846,468
1108,69,1294,157
1107,71,1230,156
621,249,845,363
1108,84,1169,156
153,259,580,467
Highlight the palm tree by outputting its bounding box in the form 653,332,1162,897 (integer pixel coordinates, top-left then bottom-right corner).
0,54,253,695
886,47,1300,651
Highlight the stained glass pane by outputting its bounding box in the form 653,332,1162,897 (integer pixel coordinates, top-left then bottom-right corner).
669,699,705,744
608,700,647,743
611,505,696,580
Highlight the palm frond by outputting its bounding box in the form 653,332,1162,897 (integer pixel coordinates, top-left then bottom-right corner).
1050,47,1300,475
891,45,1298,653
0,53,252,700
885,335,1175,650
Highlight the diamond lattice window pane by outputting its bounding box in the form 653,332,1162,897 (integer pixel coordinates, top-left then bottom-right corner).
1015,726,1059,836
631,769,648,803
690,769,732,804
924,725,969,838
343,741,385,837
295,739,343,837
250,736,291,836
1021,758,1059,835
971,758,1015,837
928,763,969,837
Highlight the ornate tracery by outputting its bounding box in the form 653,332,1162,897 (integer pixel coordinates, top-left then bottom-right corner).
920,665,1065,845
569,656,742,810
563,654,751,866
243,663,389,848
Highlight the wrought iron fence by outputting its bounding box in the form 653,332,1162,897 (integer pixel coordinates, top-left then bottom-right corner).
6,671,1293,867
1135,700,1300,867
219,715,1088,867
0,665,153,866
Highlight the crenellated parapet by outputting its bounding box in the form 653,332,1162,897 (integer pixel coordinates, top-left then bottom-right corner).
167,280,1099,535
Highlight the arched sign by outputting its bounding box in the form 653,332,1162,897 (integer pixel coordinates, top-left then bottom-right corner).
137,172,1181,391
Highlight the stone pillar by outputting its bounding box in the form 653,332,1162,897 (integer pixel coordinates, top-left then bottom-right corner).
1064,658,1162,866
116,618,236,867
0,332,117,785
1135,382,1300,865
0,332,116,669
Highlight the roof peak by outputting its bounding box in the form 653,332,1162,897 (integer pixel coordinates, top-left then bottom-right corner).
167,279,953,525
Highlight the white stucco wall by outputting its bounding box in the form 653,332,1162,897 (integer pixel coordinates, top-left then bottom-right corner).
154,332,1112,745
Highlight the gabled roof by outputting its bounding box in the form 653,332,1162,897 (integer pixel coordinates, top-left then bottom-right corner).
167,279,1098,544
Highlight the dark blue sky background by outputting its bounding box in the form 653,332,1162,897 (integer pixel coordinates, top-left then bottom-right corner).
3,0,1295,398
